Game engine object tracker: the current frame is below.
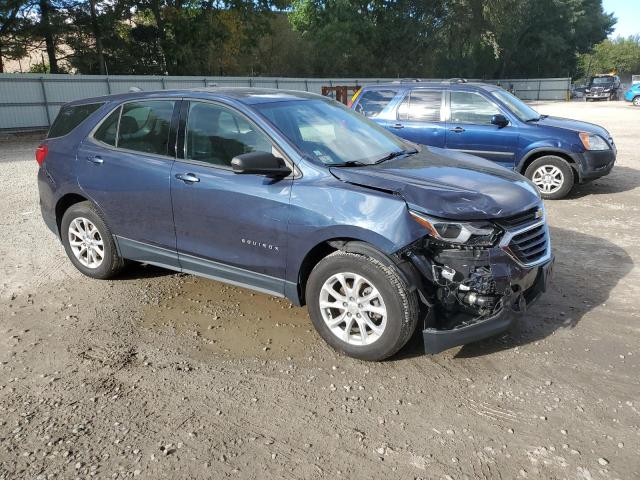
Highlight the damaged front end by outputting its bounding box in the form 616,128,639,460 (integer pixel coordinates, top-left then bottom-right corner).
398,207,554,354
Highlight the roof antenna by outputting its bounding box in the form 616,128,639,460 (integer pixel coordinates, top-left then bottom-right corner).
129,86,143,92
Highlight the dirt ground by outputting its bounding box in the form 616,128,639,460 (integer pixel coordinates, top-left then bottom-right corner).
1,101,639,480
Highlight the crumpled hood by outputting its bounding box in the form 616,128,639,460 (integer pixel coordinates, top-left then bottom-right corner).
329,147,541,220
536,115,610,138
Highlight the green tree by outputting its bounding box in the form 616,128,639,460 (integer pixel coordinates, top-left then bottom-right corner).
578,36,640,79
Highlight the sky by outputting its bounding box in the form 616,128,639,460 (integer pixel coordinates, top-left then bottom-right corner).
602,0,640,38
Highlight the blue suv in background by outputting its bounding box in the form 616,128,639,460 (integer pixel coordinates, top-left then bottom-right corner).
352,81,616,199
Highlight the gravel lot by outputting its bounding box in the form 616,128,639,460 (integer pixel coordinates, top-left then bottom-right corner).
1,101,639,480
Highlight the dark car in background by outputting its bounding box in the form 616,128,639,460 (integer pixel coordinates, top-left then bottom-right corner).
352,81,616,199
585,75,622,101
37,88,553,361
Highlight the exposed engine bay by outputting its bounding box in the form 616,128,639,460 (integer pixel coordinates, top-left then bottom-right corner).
399,235,546,335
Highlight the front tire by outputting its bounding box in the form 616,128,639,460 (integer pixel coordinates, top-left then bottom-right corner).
633,96,640,107
306,251,419,361
61,201,125,279
524,156,575,200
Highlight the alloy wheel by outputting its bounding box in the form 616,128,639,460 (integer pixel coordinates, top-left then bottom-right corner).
531,165,564,194
319,272,387,345
68,217,105,269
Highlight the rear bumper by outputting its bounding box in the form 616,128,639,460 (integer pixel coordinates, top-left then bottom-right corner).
422,255,554,354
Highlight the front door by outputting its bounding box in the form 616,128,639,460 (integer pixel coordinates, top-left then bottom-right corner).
76,99,180,267
170,100,292,296
445,90,519,168
387,89,446,148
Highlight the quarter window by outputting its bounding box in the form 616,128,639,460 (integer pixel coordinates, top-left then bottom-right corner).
185,102,272,167
397,90,442,122
355,89,398,118
450,91,500,125
48,102,104,138
117,101,176,155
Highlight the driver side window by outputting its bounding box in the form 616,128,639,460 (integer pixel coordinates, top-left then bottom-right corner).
185,102,273,167
450,91,500,125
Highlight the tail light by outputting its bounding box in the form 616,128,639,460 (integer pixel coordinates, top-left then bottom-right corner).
35,144,48,166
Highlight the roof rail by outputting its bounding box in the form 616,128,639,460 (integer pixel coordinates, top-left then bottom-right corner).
391,78,423,83
442,78,468,84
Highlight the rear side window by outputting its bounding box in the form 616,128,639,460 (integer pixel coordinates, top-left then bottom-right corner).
185,102,272,167
48,102,104,138
117,101,176,156
355,89,397,117
397,90,442,122
94,107,121,146
450,91,500,124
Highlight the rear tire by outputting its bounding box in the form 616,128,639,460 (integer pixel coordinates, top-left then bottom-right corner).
633,96,640,107
61,201,125,279
524,156,575,200
306,251,419,361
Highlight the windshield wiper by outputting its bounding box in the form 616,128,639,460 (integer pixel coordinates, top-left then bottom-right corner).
374,149,418,164
330,160,370,168
525,114,548,122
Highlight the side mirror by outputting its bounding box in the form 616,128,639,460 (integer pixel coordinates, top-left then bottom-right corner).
231,151,292,178
491,114,509,128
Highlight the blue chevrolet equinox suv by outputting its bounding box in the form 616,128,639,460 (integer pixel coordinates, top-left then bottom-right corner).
352,81,616,199
37,88,553,360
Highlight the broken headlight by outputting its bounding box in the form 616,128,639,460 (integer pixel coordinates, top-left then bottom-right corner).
409,210,499,247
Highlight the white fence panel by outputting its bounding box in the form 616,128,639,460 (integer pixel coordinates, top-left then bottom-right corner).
0,74,570,131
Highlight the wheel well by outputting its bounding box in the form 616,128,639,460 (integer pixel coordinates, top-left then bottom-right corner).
296,238,359,306
55,193,88,234
519,151,579,183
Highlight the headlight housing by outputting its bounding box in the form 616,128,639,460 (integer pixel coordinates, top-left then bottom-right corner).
579,132,610,151
409,210,499,247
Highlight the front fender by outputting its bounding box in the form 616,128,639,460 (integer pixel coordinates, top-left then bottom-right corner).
285,179,424,285
516,142,581,173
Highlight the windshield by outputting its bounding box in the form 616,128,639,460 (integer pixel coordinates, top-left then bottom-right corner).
491,89,540,122
591,76,614,85
253,98,411,166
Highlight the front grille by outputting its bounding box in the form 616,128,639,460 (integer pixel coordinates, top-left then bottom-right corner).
495,208,539,229
507,223,549,265
592,87,604,93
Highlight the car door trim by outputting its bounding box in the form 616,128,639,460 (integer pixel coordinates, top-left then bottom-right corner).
113,235,294,298
452,149,515,158
114,235,181,269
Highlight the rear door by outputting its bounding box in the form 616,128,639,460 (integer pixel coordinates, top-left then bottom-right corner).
445,90,518,168
76,99,180,267
390,88,446,147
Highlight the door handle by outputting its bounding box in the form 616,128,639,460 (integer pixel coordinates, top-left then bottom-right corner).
175,173,200,183
390,123,404,129
449,127,465,133
87,155,104,165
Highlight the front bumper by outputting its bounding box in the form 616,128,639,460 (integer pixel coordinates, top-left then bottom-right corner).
585,92,612,100
571,148,616,183
422,256,554,354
